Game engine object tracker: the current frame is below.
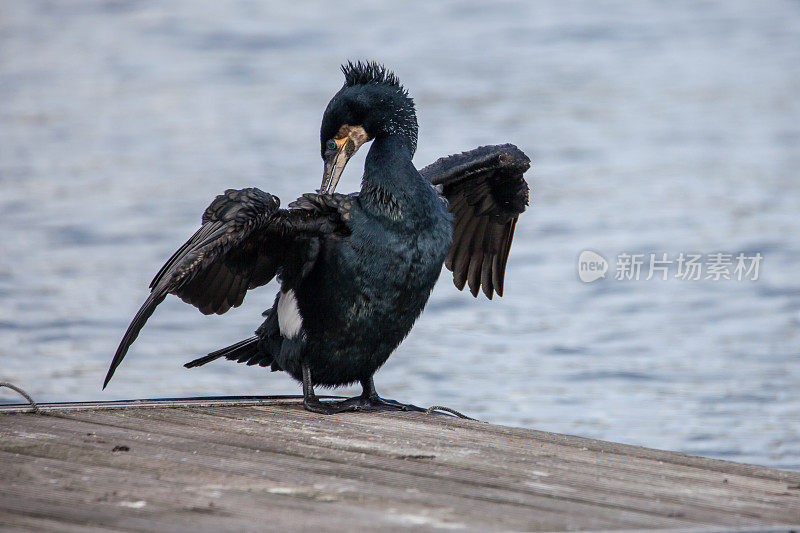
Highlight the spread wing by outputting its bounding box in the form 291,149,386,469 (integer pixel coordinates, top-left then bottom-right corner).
103,188,348,387
420,144,530,299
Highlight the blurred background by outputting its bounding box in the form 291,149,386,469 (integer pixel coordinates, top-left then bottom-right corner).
1,1,798,470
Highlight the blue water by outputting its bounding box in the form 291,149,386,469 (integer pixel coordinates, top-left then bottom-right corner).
1,0,799,471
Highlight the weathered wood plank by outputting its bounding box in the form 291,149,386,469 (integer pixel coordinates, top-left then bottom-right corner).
0,416,656,530
50,408,784,524
1,401,798,532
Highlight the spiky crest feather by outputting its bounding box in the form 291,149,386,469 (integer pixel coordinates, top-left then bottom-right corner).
342,61,401,88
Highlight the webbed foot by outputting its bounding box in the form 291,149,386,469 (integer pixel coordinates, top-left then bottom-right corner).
302,396,358,415
335,394,426,412
301,365,424,415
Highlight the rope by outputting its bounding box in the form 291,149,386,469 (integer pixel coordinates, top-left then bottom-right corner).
0,382,39,413
425,405,474,420
0,386,473,420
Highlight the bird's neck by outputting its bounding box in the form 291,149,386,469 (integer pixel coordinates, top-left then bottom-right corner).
361,134,429,221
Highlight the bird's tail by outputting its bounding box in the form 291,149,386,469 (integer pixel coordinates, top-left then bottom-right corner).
184,336,263,368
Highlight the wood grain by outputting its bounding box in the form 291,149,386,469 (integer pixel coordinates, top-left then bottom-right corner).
1,401,798,532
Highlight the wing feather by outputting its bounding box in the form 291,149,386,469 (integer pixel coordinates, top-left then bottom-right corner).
481,250,494,299
420,144,530,299
444,195,470,270
466,218,488,297
498,218,517,296
452,213,481,291
230,273,248,309
104,187,348,388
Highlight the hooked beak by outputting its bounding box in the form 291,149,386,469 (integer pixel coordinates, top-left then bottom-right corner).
320,138,356,195
319,126,369,194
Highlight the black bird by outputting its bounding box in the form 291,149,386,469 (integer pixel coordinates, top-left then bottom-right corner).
103,62,530,414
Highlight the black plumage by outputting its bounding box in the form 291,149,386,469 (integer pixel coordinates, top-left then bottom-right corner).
104,61,531,414
421,144,530,298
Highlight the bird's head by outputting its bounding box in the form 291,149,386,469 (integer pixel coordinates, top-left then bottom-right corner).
319,61,418,194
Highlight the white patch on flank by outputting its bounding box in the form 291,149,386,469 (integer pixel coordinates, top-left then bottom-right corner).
277,289,303,338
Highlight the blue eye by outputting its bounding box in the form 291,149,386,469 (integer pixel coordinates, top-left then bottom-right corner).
326,140,337,151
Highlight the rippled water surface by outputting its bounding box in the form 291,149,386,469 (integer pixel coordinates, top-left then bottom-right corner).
2,1,799,470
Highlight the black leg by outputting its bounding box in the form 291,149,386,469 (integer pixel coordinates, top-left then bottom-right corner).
301,363,363,415
301,364,424,414
301,363,342,414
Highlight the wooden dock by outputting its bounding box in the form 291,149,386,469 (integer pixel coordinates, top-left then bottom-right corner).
1,398,799,532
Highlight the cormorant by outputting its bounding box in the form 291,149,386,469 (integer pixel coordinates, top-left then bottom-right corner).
103,61,531,414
